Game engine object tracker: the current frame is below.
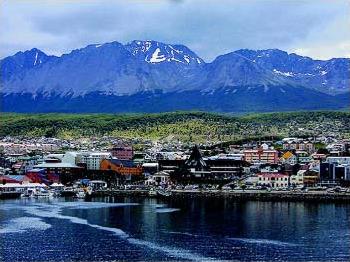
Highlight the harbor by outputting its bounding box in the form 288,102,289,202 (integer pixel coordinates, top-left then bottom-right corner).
1,196,350,261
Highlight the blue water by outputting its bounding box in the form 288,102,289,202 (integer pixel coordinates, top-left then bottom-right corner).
1,197,350,261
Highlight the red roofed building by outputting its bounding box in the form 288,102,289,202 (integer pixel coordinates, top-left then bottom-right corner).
257,172,289,188
0,175,21,184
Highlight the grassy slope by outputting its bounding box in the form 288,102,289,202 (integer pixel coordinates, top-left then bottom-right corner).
1,111,349,143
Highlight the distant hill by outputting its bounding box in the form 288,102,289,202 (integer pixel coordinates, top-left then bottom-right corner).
1,40,349,113
1,111,349,143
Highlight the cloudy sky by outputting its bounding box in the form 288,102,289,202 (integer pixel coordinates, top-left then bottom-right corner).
0,0,349,61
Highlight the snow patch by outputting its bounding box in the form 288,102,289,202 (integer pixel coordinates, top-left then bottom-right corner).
148,48,166,63
184,55,190,63
34,52,38,65
273,69,294,77
170,57,185,64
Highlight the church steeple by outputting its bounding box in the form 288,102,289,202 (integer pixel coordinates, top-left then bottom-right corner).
185,145,207,170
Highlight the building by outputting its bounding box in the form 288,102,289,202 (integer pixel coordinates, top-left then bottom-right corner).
77,152,111,170
290,170,306,187
145,171,170,186
32,162,83,184
282,140,315,153
100,159,143,180
257,172,289,188
142,163,159,176
110,146,133,160
244,148,279,164
320,157,350,185
296,151,312,164
165,146,250,182
204,159,248,180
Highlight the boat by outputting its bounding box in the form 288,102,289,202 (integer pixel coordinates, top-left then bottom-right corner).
0,191,21,199
0,184,23,199
156,189,172,197
33,188,51,198
75,189,86,199
61,187,76,197
21,189,34,198
148,188,157,197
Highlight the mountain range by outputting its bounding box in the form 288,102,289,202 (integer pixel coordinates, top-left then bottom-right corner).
1,40,349,113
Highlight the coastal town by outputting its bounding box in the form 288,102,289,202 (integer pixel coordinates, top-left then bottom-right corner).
1,133,350,200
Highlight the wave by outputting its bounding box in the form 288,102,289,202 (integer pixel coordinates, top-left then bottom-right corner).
149,204,167,208
156,208,180,213
226,237,298,246
128,237,210,261
165,231,199,237
0,217,51,234
22,202,209,261
56,202,139,209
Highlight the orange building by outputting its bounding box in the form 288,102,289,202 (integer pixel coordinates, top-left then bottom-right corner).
100,159,143,177
243,148,279,164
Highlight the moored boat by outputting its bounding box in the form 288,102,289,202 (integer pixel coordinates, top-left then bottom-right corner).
0,191,21,199
156,189,172,197
148,188,157,196
75,189,86,199
33,188,51,198
61,187,76,197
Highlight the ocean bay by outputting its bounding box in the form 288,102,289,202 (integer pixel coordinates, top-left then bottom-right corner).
1,197,349,261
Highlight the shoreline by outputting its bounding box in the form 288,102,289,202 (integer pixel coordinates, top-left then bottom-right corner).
89,190,350,203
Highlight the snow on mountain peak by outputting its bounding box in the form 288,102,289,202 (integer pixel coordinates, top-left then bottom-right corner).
125,40,203,65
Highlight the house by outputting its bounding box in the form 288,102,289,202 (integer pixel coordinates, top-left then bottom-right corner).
290,170,306,187
295,151,312,164
145,171,170,186
283,140,315,153
280,151,297,165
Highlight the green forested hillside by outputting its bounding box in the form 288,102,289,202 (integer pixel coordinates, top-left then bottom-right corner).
1,111,349,143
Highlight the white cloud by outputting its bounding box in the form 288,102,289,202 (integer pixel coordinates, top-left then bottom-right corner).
0,0,349,61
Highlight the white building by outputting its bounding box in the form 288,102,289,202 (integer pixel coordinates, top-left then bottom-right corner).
290,170,306,187
326,157,350,165
78,152,112,170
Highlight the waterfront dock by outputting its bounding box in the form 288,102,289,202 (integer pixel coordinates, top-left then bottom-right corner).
88,189,350,203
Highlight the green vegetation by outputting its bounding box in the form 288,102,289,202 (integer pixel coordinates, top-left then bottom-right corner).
1,111,349,143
